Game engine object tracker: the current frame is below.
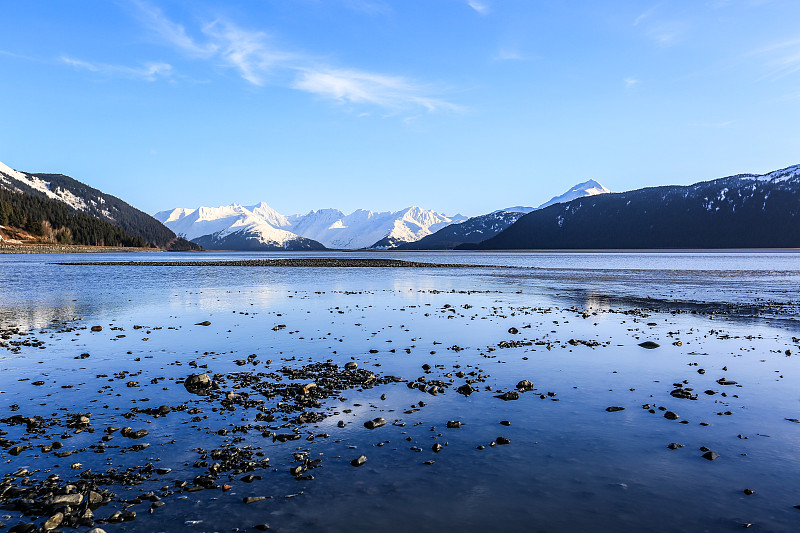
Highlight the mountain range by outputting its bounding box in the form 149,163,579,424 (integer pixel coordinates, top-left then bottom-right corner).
460,164,800,250
397,180,610,250
155,204,468,251
4,157,799,252
0,161,198,250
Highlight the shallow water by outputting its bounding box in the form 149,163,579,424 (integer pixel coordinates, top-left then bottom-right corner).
1,251,800,532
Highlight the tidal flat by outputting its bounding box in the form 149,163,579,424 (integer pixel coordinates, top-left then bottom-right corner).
1,251,800,532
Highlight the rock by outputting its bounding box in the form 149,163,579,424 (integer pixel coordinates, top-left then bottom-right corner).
446,421,461,429
43,512,63,531
86,529,108,533
744,489,754,495
91,326,103,332
120,427,149,439
638,341,660,349
500,420,511,426
44,494,83,507
606,406,625,412
670,388,698,400
243,496,267,504
664,411,679,420
432,443,443,453
702,451,720,461
9,445,26,456
516,379,534,390
364,417,387,429
344,362,358,371
496,436,510,445
195,321,211,326
667,443,684,450
496,391,519,401
351,455,367,467
184,373,213,394
456,384,473,396
254,525,271,531
508,327,519,335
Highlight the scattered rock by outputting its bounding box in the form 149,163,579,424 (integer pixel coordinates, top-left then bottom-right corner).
364,417,386,430
606,406,625,412
516,379,534,390
638,341,660,349
496,391,519,401
184,373,213,395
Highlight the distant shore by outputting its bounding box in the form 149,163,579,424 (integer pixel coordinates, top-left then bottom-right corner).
53,258,483,268
0,243,163,254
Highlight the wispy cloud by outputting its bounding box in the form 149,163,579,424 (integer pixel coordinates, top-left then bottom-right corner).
292,67,458,112
131,0,216,57
61,56,172,81
467,1,490,15
624,77,640,88
202,21,295,86
128,1,456,113
750,37,800,81
633,6,656,27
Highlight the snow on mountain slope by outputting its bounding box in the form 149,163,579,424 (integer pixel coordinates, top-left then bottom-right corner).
0,160,88,211
738,164,800,183
291,206,466,249
1,159,198,249
156,204,254,241
154,202,322,250
156,202,465,250
536,179,610,209
397,179,611,250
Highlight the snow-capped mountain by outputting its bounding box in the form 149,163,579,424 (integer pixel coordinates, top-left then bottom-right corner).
461,164,800,250
398,179,611,250
155,203,465,250
290,206,466,249
155,203,324,251
0,160,198,250
536,179,610,209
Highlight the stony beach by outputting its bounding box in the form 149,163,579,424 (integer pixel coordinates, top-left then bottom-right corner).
2,253,800,532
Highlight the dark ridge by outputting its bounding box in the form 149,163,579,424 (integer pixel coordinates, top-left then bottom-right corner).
0,188,147,247
460,165,800,250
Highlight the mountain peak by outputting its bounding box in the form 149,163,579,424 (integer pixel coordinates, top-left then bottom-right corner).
537,180,610,209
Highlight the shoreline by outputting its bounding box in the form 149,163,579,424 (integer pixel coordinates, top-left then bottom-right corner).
52,258,488,268
0,243,163,254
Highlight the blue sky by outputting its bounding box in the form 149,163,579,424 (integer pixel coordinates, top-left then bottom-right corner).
2,0,799,217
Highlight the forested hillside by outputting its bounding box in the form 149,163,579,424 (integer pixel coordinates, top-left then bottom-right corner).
0,188,146,247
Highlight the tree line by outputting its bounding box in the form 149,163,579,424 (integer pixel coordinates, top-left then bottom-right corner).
0,188,148,247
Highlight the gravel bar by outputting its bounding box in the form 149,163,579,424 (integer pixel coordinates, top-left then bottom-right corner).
53,258,488,268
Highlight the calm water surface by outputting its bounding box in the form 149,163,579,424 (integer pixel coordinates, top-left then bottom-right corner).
1,251,799,532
